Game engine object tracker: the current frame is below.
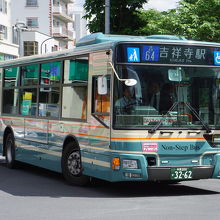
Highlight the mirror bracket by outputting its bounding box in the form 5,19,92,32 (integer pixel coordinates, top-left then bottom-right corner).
109,62,137,86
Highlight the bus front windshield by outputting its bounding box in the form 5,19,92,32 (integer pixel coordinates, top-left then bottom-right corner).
113,65,220,130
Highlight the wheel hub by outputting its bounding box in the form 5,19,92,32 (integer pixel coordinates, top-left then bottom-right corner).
67,151,81,175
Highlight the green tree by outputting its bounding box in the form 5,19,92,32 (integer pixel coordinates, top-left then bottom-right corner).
137,0,220,42
83,0,148,34
135,9,178,36
175,0,220,41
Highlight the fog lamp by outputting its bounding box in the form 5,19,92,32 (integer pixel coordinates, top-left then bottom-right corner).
122,159,138,169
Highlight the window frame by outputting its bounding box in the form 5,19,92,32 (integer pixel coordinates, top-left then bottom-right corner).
24,41,38,56
26,17,39,28
0,24,8,40
2,55,90,122
26,0,38,7
2,60,63,119
61,55,89,121
0,0,7,14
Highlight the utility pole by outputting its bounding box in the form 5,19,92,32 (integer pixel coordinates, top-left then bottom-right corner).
15,22,28,57
105,0,110,34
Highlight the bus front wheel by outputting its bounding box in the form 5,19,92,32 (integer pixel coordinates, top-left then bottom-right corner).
5,133,16,168
61,143,89,186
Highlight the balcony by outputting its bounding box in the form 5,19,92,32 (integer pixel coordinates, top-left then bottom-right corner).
53,5,73,23
53,26,74,41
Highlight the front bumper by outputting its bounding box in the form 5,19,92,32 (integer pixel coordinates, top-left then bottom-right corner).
110,153,220,182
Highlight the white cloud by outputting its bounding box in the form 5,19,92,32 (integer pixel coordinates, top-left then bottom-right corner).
144,0,179,11
74,0,179,12
75,0,84,4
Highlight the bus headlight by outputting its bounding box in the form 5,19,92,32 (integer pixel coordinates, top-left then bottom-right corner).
122,159,138,169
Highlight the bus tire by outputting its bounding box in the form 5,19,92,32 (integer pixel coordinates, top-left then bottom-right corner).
5,133,16,169
61,142,89,186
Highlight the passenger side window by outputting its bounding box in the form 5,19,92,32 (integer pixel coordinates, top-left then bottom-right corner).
62,86,87,119
21,64,39,86
38,61,61,117
2,67,20,114
40,61,61,85
64,57,88,83
20,88,37,116
62,57,88,120
4,67,19,87
2,89,19,114
39,87,60,117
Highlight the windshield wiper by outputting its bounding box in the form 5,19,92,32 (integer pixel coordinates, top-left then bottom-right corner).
148,101,179,134
184,102,211,133
148,102,212,134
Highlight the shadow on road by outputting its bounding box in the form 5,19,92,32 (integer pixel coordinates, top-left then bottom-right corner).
0,162,219,198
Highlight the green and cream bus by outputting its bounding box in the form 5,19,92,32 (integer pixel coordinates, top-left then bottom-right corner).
0,33,220,185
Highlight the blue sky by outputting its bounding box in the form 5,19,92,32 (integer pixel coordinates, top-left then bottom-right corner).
74,0,179,11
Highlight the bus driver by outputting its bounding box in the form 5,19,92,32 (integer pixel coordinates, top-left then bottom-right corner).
115,87,137,114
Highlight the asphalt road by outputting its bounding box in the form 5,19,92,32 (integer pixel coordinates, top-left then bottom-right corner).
0,156,220,220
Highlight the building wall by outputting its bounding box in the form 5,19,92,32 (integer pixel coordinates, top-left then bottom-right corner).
20,31,59,56
72,3,88,43
0,0,19,59
11,0,75,53
1,0,12,42
11,0,50,35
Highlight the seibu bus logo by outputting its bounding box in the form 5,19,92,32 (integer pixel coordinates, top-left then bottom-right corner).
142,143,158,152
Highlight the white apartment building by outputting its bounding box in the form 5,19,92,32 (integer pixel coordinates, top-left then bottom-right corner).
72,2,88,42
11,0,75,56
0,0,19,60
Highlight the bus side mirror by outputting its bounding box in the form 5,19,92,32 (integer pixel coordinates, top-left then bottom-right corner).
98,76,107,95
124,79,137,86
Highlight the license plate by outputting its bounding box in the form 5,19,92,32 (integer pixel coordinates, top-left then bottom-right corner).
170,167,193,180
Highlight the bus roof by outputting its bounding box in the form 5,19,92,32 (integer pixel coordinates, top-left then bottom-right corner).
75,32,188,47
1,32,220,68
76,32,220,47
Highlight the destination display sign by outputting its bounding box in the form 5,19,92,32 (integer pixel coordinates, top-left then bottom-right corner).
117,44,220,66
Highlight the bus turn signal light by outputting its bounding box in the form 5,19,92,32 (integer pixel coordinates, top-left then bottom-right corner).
112,158,120,170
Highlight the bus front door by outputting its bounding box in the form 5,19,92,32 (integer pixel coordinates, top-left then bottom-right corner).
84,52,111,179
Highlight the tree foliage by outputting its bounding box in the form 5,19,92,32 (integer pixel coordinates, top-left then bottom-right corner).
83,0,148,34
83,0,220,42
135,9,176,36
136,0,220,42
176,0,220,41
